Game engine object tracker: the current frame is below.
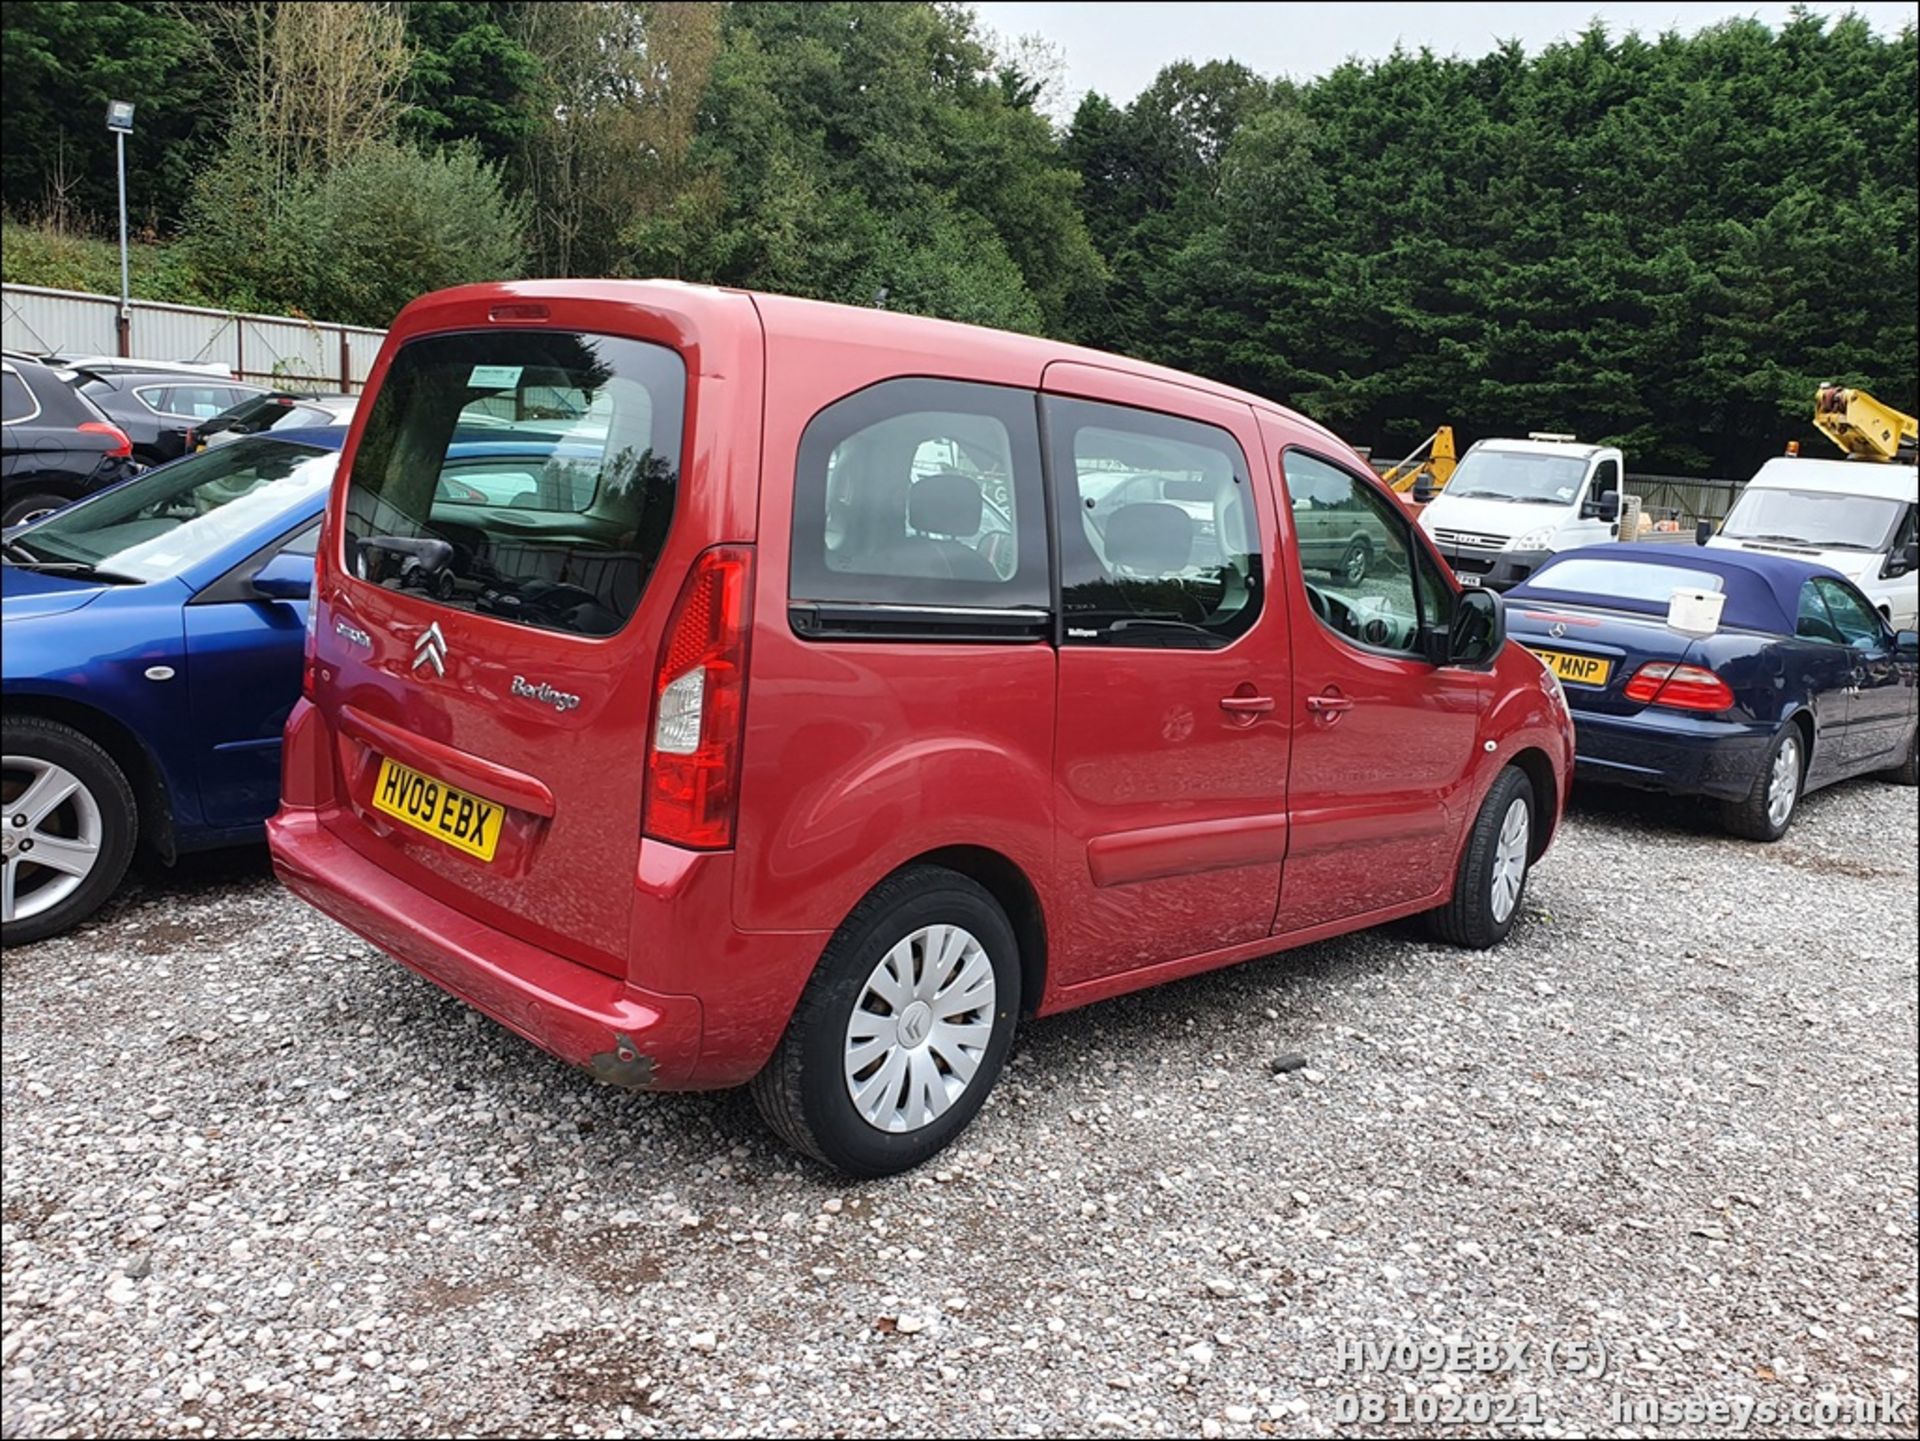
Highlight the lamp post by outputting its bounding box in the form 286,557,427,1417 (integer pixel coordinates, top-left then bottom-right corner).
106,100,135,357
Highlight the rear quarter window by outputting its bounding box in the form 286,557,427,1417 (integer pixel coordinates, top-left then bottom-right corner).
343,330,686,639
2,370,37,424
789,377,1048,614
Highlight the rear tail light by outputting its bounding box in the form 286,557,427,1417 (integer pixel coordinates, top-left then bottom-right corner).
77,420,132,458
644,546,755,849
1624,662,1735,712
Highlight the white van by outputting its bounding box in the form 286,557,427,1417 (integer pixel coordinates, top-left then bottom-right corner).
1417,436,1625,590
1709,457,1919,629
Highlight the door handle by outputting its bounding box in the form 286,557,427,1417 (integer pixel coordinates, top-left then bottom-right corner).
1306,692,1355,716
1220,694,1276,715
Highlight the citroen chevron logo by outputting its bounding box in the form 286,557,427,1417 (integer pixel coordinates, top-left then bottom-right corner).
412,621,447,676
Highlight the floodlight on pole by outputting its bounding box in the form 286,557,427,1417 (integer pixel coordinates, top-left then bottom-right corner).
107,101,135,356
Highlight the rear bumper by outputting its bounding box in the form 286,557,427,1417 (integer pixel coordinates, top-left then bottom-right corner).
1568,708,1775,801
1441,546,1553,592
270,806,706,1089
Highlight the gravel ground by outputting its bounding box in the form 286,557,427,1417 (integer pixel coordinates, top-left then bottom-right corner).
3,777,1915,1439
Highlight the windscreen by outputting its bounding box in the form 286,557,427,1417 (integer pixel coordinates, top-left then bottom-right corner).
8,439,333,581
1720,487,1905,551
1446,450,1588,504
342,330,686,639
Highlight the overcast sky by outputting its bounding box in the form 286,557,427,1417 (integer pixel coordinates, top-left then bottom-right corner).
970,2,1919,112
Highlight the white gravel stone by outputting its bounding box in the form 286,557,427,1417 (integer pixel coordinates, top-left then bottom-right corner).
2,785,1915,1436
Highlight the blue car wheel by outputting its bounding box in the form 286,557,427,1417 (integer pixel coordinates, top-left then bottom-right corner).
2,717,138,944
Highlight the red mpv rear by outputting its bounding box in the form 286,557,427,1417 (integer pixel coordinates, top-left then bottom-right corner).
269,281,1573,1177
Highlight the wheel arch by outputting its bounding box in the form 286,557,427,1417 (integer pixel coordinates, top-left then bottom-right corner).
2,694,173,861
1506,745,1560,860
895,844,1048,1018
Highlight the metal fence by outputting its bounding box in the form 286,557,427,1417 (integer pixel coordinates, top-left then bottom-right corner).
1624,472,1743,525
1,284,386,392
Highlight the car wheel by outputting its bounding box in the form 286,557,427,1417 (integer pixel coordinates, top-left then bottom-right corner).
1721,724,1804,841
1427,765,1534,949
2,491,71,529
2,718,138,945
1336,538,1372,585
750,865,1020,1178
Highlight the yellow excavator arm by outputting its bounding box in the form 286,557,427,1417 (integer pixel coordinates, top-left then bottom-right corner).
1813,385,1918,463
1381,425,1457,493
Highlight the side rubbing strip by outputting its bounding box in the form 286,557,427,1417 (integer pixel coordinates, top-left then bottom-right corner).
789,602,1051,643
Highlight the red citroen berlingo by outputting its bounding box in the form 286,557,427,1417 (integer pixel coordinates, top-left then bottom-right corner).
269,281,1573,1176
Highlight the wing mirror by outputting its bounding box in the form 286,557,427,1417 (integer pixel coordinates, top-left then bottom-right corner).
1897,629,1919,661
1889,541,1920,577
251,550,313,601
1445,587,1505,668
1412,474,1436,505
1586,491,1621,523
1696,519,1715,546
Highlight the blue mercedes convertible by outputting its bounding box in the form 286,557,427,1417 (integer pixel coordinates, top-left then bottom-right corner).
1505,544,1918,841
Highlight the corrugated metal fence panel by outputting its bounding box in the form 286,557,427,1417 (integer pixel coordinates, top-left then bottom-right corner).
1,284,386,391
2,285,119,358
1625,472,1743,524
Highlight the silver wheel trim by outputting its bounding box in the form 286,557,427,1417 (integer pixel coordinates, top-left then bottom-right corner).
1767,734,1800,829
1,757,105,924
844,923,997,1134
1489,796,1530,923
1344,544,1368,583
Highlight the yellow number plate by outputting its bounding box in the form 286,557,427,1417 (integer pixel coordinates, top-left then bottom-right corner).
371,757,503,861
1528,647,1613,688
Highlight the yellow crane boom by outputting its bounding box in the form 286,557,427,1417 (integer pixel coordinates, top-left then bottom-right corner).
1381,425,1457,493
1813,385,1918,463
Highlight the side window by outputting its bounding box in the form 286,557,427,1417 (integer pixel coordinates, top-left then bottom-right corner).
1281,450,1433,657
2,370,37,424
1044,396,1261,648
1591,458,1621,499
790,378,1047,615
1814,576,1885,646
1795,582,1842,644
1894,505,1918,552
136,386,174,414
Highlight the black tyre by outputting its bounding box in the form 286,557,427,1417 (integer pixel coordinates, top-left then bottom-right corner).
1720,724,1804,841
1427,766,1535,949
2,491,71,529
2,717,138,945
750,865,1021,1178
1335,537,1372,585
1886,725,1918,787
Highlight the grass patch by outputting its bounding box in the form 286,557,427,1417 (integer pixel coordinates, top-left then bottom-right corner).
1,220,235,308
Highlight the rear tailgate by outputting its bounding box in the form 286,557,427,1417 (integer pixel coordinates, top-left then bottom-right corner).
306,285,763,978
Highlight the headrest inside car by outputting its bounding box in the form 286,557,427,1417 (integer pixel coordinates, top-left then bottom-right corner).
1105,501,1193,574
909,471,984,537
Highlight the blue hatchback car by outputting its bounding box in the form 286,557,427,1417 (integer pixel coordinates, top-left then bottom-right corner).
1506,544,1919,840
2,431,343,942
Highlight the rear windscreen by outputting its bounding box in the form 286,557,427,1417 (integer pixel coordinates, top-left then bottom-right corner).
343,330,686,638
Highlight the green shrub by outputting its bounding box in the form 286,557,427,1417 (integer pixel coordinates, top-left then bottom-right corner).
293,144,527,327
176,140,527,327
